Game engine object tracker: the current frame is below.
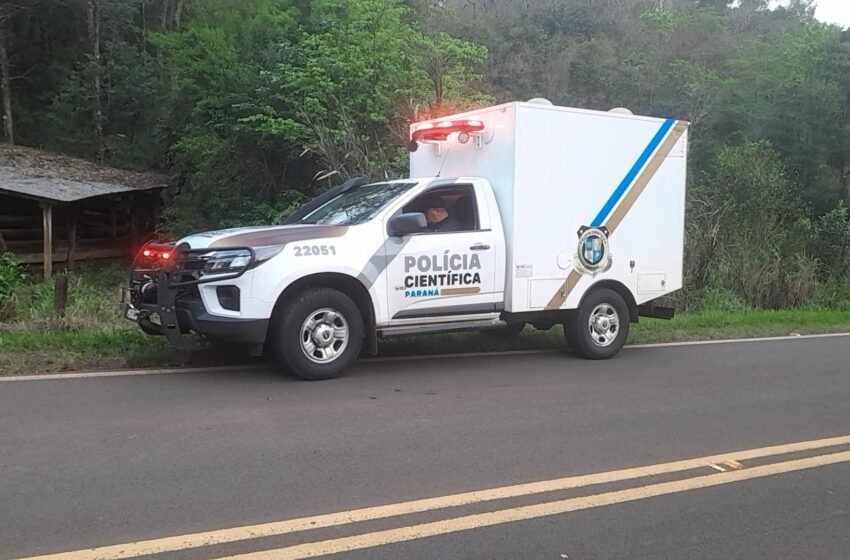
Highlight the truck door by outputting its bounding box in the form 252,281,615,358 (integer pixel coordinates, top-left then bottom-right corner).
384,183,497,322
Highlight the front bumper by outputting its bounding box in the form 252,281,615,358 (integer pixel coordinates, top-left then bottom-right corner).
124,245,270,349
125,297,270,348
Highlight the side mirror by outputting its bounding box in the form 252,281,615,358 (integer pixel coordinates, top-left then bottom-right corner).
388,212,427,237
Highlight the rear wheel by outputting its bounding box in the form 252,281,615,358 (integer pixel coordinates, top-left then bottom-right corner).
272,288,364,380
565,288,630,359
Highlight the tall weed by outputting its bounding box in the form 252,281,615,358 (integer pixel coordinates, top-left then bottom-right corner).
0,252,25,320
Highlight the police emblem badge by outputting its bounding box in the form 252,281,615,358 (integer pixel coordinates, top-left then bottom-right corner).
574,225,612,276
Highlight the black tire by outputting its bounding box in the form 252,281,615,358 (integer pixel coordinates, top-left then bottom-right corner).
564,288,630,360
271,287,365,380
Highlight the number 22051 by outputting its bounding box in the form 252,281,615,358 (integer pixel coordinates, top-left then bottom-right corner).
294,245,336,257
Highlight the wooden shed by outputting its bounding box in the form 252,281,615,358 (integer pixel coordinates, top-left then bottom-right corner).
0,145,167,278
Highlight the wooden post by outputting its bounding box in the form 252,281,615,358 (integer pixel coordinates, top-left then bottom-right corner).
54,274,68,318
42,203,53,279
66,210,77,268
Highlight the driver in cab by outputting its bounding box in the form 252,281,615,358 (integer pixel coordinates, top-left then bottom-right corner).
422,194,462,233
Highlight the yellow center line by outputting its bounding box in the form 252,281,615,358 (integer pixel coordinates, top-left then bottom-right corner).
216,450,850,560
15,435,850,560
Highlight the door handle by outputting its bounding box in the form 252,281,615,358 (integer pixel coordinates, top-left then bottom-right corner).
470,244,490,251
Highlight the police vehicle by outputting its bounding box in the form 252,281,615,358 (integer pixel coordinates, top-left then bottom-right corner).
124,99,689,380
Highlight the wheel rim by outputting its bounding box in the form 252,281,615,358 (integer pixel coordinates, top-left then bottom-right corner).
587,303,620,348
300,308,349,364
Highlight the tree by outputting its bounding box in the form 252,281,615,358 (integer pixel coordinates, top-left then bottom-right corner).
149,0,489,233
1,0,849,309
0,2,19,144
87,0,104,161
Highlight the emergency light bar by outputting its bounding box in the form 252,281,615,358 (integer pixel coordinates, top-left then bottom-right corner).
409,119,485,151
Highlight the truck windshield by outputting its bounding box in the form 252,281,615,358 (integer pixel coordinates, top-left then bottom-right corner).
297,182,416,225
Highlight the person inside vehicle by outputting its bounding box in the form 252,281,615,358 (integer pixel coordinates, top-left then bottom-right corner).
422,193,462,232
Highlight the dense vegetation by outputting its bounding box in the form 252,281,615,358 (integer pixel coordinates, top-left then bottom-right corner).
1,0,849,310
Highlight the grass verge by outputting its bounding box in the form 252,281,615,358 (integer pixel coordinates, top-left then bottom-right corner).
2,262,850,375
3,307,850,375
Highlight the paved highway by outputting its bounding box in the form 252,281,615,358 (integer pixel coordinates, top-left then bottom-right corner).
1,335,849,559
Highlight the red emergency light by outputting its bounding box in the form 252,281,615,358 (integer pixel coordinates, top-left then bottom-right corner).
140,248,171,260
410,119,484,146
134,242,176,268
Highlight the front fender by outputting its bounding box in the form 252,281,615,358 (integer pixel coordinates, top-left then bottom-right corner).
254,260,388,325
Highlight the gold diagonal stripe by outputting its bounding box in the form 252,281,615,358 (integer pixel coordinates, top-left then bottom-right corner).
605,121,688,235
545,120,688,309
545,269,581,310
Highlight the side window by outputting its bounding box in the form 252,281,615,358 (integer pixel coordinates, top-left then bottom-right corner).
402,185,479,234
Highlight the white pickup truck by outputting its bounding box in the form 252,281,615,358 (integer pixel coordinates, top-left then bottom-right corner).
125,99,689,379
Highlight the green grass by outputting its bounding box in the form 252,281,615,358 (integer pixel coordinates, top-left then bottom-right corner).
2,262,850,375
0,261,260,373
1,262,130,329
629,307,850,343
0,329,259,374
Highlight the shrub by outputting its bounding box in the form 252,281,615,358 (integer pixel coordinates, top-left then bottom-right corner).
0,252,25,320
812,276,850,311
810,202,850,280
686,142,818,309
692,286,748,313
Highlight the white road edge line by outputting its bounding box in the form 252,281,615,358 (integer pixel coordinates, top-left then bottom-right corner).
0,364,267,382
627,331,850,349
367,331,850,363
2,331,849,382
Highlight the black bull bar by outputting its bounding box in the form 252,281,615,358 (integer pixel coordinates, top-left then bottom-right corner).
124,245,257,350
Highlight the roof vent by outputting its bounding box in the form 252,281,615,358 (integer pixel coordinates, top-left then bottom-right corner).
527,97,553,106
609,107,633,115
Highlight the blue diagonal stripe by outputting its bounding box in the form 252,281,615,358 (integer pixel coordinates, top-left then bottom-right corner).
590,118,675,228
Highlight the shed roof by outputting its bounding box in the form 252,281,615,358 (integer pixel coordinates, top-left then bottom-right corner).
0,144,167,203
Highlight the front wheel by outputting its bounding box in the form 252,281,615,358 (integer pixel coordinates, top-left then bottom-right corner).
272,288,364,380
564,288,630,360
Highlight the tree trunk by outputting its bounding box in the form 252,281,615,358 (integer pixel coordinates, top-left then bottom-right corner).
87,0,104,162
0,30,13,144
174,0,186,29
845,89,850,204
161,0,169,30
141,0,146,53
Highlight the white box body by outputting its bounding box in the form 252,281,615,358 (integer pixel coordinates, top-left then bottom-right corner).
410,101,689,313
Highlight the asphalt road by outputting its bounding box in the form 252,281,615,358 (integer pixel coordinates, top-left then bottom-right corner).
1,335,849,560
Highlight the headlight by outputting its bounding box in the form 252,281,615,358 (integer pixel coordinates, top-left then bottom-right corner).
198,249,252,276
251,245,286,264
196,245,284,277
